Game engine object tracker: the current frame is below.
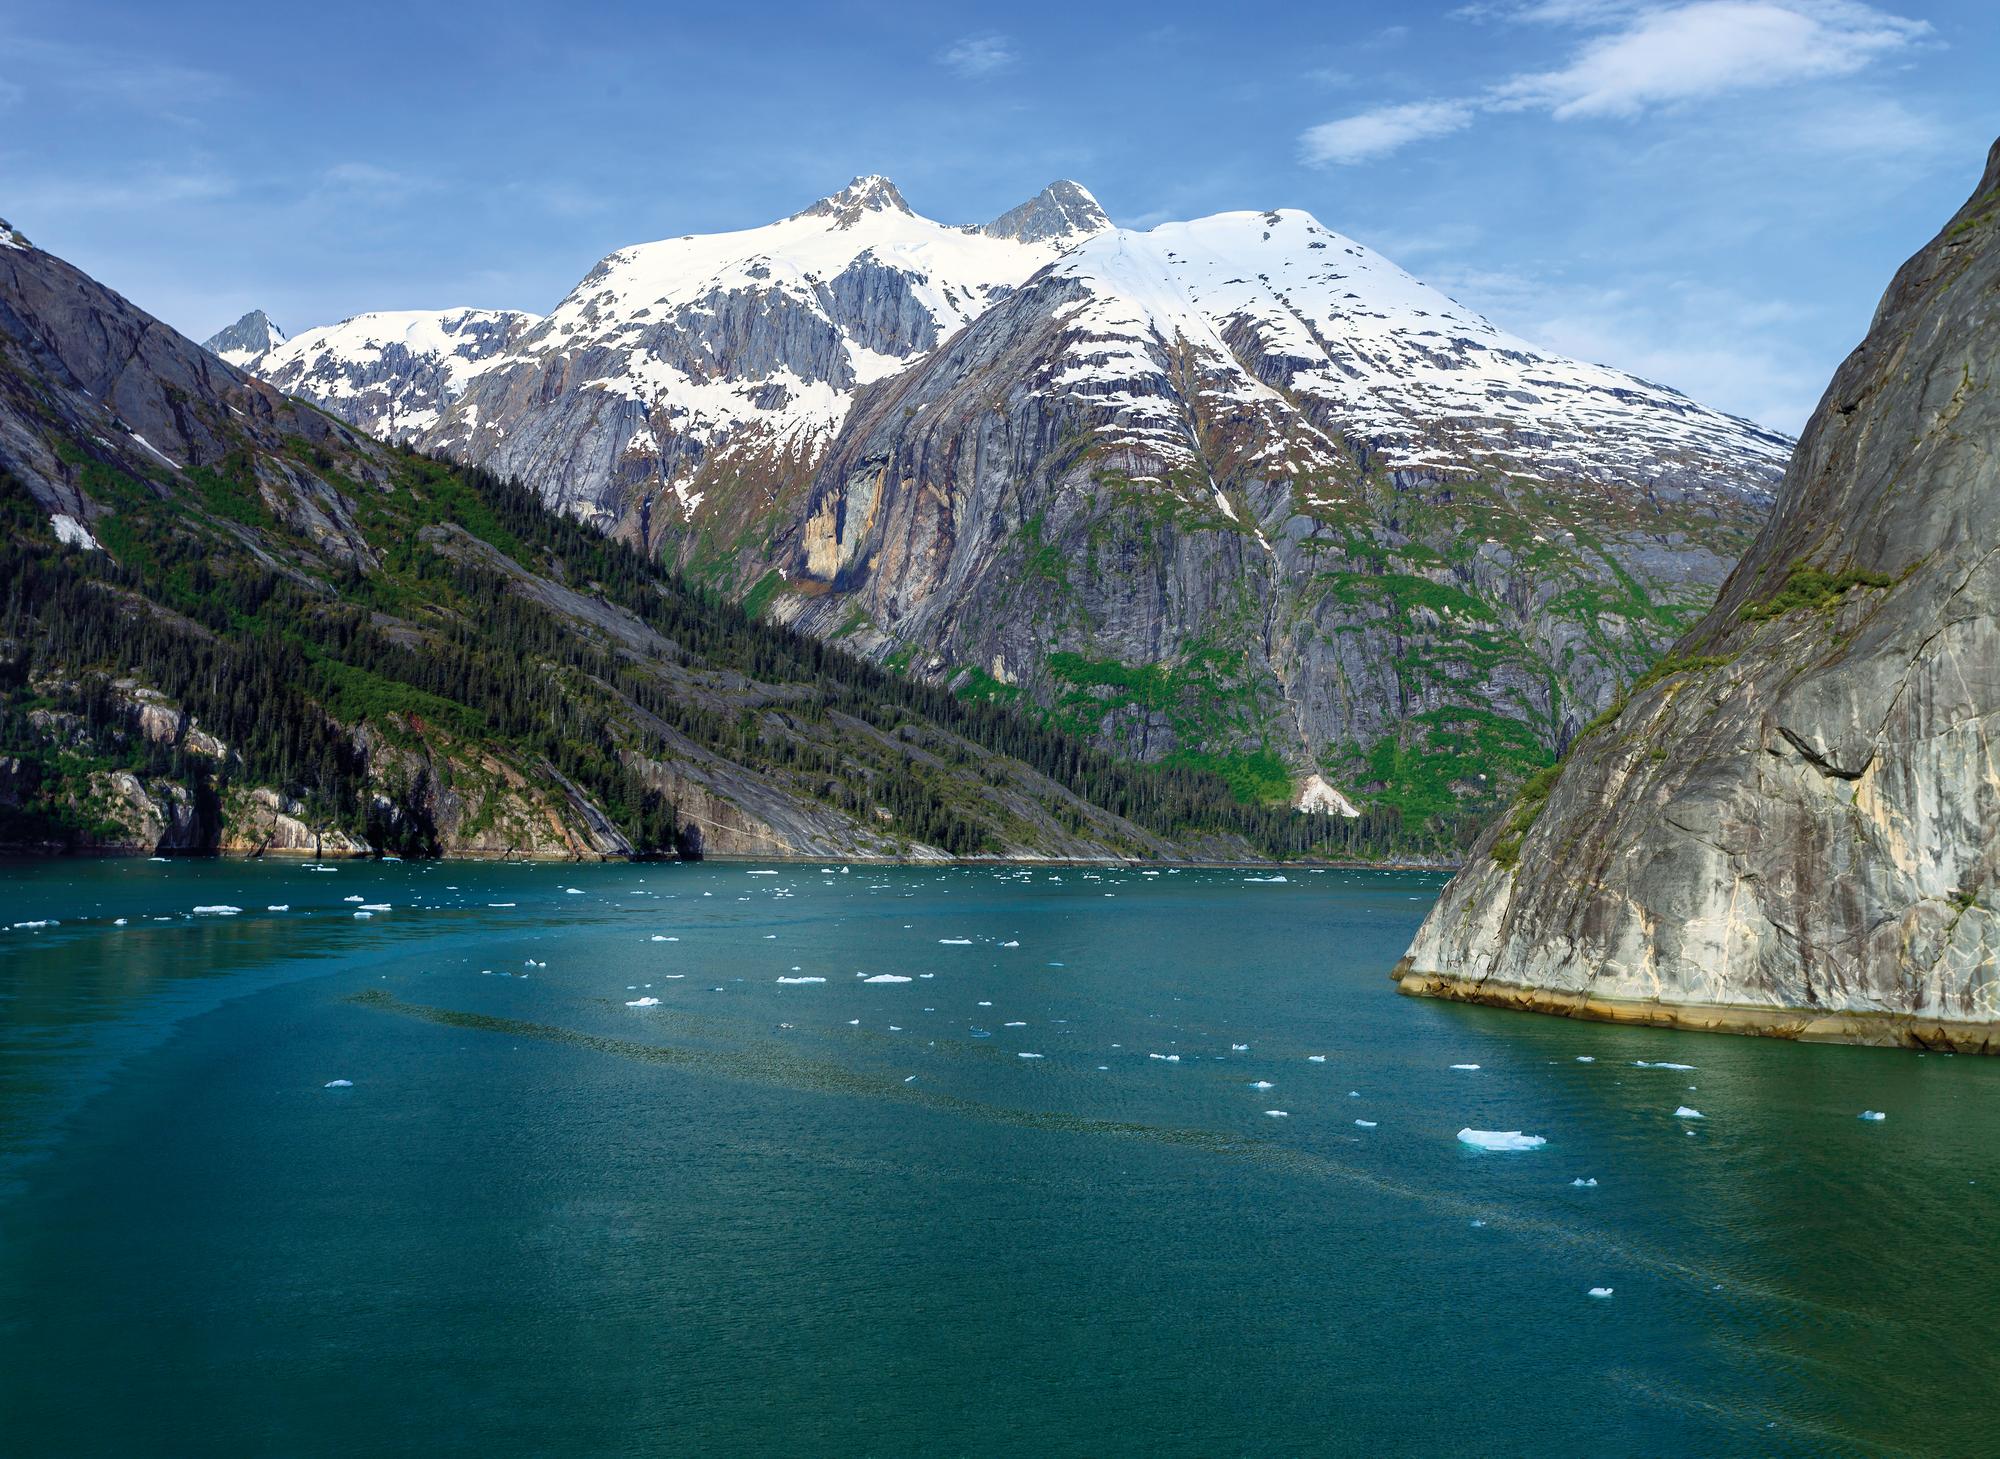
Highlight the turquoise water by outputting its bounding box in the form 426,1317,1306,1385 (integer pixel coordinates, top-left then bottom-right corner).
0,859,1994,1456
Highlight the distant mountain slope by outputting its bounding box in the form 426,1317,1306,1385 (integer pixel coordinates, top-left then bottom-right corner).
1397,137,2000,1051
201,308,285,368
0,213,1408,862
225,178,1791,830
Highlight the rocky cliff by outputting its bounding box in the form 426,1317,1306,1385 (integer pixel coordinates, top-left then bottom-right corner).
223,179,1790,824
1396,139,2000,1052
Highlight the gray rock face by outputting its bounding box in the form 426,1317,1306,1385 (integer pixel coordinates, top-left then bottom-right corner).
769,214,1783,802
1398,139,2000,1051
201,309,285,368
982,180,1111,244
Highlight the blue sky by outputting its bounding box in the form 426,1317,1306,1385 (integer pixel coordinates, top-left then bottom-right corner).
3,0,1994,433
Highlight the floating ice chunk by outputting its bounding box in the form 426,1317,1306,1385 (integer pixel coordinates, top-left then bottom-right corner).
977,1001,992,1007
11,919,58,929
1354,1119,1377,1128
1458,1129,1546,1152
1308,1055,1326,1063
747,870,777,876
1571,1178,1599,1188
1249,1080,1275,1090
904,1076,918,1083
266,904,289,912
1450,1063,1481,1071
1264,1109,1289,1118
625,997,661,1007
1674,1107,1704,1119
352,910,372,918
775,976,826,985
1470,1219,1487,1228
1634,1061,1696,1070
1231,1044,1250,1052
488,902,516,908
193,905,242,915
113,918,127,926
1000,940,1019,948
1587,1287,1613,1299
1244,875,1288,883
650,935,670,942
1003,1021,1027,1028
1017,1052,1044,1059
1148,1053,1180,1062
324,1079,353,1088
359,903,390,912
564,887,583,894
864,974,912,984
1859,1110,1887,1121
1575,1056,1595,1063
938,938,972,945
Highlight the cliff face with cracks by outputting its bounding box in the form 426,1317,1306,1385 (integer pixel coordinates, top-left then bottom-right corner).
1397,140,2000,1051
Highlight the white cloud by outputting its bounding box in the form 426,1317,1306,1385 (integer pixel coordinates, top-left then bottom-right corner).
937,33,1016,77
315,162,426,203
1491,1,1930,119
1300,101,1476,166
1302,2,1930,164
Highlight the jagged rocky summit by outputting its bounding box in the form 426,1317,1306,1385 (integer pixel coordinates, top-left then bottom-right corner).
220,177,1792,822
201,309,286,368
1398,138,2000,1053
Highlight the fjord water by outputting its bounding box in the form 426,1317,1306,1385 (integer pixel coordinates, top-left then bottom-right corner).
0,862,1993,1456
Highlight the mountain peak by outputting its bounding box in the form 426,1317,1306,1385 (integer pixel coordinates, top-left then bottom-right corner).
983,180,1109,244
202,309,286,368
792,175,914,228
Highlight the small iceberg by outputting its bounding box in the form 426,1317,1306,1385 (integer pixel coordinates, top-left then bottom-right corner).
488,902,516,908
1635,1061,1696,1070
1248,1080,1275,1090
1575,1055,1595,1063
1587,1287,1614,1299
1264,1109,1289,1118
1308,1055,1326,1063
266,904,289,912
11,919,58,929
1450,1063,1481,1071
1859,1110,1887,1121
747,870,778,876
1000,940,1020,948
1571,1177,1599,1188
864,974,912,984
359,903,390,912
938,938,973,945
1458,1129,1546,1152
1674,1106,1704,1119
564,887,583,894
1354,1119,1377,1129
1017,1052,1044,1059
1244,875,1288,883
775,976,826,985
324,1079,353,1088
625,996,661,1007
1231,1043,1250,1052
193,905,242,915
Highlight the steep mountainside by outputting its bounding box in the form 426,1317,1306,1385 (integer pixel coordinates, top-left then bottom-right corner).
1397,139,2000,1051
225,178,1790,828
0,214,1408,863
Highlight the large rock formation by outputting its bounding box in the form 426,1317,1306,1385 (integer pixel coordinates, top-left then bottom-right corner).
1397,139,2000,1052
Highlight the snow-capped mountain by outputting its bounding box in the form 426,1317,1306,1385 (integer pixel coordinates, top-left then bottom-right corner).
201,309,286,368
229,177,1793,817
249,307,540,442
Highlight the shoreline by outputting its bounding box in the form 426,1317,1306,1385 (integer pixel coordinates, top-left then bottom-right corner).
0,845,1461,873
1393,962,2000,1055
